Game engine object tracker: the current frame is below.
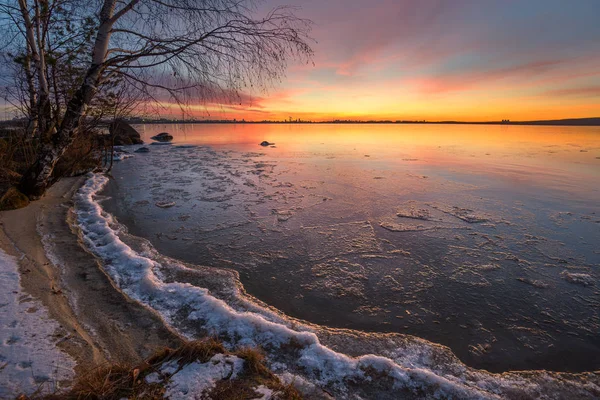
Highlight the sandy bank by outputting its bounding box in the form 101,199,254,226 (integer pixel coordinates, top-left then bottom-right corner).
0,177,181,382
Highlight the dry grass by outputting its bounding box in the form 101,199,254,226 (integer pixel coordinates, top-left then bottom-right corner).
209,347,302,400
146,339,226,367
51,127,103,180
19,339,302,400
0,186,30,210
0,124,102,205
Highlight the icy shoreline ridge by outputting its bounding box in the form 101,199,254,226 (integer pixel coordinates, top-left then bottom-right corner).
73,172,600,399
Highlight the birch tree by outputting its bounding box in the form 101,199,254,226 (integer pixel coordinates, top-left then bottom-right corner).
0,0,313,199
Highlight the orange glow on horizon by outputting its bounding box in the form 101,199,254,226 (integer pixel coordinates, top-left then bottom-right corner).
150,96,600,122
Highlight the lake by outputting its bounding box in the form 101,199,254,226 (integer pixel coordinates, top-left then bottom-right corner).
103,123,600,373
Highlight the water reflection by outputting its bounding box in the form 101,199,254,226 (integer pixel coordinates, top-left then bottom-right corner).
106,123,600,372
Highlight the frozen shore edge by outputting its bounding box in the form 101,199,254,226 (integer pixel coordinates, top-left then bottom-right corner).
0,176,182,397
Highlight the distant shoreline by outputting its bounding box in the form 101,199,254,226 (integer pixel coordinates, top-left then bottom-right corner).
124,117,600,127
2,117,599,128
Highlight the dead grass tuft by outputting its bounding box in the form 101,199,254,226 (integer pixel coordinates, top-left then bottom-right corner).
147,338,226,367
24,339,303,400
208,347,302,400
0,186,30,210
236,347,269,376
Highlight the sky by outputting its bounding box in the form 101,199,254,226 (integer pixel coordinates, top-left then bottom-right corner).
1,1,598,122
194,0,600,122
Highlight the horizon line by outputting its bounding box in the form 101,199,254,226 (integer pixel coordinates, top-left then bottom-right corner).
117,116,600,127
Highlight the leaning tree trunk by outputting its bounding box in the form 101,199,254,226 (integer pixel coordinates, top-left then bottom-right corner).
18,0,117,199
18,66,103,199
23,55,39,138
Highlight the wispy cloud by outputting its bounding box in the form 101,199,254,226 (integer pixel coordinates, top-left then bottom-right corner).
542,86,600,97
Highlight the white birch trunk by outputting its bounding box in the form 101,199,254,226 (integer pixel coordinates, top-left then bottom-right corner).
19,0,118,199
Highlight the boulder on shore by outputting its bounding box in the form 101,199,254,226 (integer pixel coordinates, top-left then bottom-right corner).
151,132,174,142
110,120,143,145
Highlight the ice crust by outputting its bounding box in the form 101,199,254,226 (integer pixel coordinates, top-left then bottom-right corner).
164,354,245,400
74,173,600,399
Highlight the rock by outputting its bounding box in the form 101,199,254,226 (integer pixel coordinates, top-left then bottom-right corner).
110,120,143,145
134,147,150,153
112,151,132,161
151,132,174,142
260,141,274,146
0,187,30,210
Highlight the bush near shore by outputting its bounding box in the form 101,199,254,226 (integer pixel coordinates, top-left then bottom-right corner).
0,123,113,209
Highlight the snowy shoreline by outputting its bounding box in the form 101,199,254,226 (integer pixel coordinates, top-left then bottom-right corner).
0,176,181,398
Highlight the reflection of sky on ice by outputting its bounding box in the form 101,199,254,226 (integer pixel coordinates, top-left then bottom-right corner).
105,123,600,372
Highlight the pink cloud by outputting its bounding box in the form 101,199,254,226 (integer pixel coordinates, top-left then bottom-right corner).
402,58,600,95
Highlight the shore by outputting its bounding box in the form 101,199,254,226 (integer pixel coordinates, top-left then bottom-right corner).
0,177,181,393
2,172,599,399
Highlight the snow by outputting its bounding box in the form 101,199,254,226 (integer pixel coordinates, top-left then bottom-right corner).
276,371,322,396
252,385,274,399
0,248,75,397
145,371,161,384
112,152,133,161
164,354,244,400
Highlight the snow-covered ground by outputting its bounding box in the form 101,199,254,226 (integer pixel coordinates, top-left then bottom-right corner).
0,248,75,397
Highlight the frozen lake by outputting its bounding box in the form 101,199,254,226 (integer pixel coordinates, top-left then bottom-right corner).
104,123,600,373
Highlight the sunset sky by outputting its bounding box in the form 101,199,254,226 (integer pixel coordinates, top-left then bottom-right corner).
193,0,600,122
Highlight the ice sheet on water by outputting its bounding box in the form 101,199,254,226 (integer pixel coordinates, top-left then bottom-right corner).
396,202,432,221
301,221,381,261
302,258,369,299
561,271,595,287
428,202,490,224
380,220,436,232
516,277,550,289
